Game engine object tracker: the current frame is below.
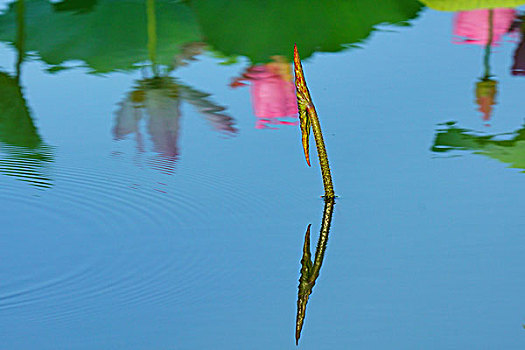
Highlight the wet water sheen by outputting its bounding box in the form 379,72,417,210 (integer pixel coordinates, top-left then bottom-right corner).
1,1,525,349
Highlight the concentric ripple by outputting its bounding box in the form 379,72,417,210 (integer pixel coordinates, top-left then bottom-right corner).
0,144,54,188
0,162,268,324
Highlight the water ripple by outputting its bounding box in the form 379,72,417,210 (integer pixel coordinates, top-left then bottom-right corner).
0,163,262,323
0,144,54,188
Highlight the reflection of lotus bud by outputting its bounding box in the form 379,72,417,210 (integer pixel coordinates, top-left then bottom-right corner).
475,79,497,124
130,89,146,104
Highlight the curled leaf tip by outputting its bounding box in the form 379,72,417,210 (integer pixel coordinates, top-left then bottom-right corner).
293,46,304,82
293,44,312,167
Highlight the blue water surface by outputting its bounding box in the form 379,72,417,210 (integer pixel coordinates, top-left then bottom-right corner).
1,1,524,349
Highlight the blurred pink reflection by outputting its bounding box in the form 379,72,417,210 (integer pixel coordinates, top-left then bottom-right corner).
453,8,516,45
232,57,298,129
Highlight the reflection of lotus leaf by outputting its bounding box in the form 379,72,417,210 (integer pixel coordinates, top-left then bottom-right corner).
0,72,53,187
0,0,202,73
432,122,525,171
421,0,525,11
0,0,423,70
190,0,423,63
0,72,40,148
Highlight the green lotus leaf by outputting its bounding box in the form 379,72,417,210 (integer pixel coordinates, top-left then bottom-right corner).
0,0,202,73
190,0,423,63
432,123,525,171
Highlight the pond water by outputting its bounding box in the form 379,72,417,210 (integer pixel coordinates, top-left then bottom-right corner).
1,1,525,349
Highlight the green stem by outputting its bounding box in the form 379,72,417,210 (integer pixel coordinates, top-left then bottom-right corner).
295,197,335,345
15,0,25,81
307,104,335,199
309,197,335,280
146,0,158,76
483,9,494,80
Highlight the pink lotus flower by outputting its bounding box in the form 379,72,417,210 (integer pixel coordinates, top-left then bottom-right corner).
231,58,298,129
453,8,516,45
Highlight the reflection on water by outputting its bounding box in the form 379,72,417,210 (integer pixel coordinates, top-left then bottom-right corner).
0,72,53,188
432,121,525,170
114,75,236,173
52,0,97,14
0,0,203,73
1,0,525,348
421,0,525,11
0,0,425,172
191,0,423,63
475,77,498,125
512,13,525,75
0,0,424,71
453,8,517,125
231,56,298,129
292,41,337,343
296,198,335,344
0,0,53,188
445,5,525,126
453,8,516,45
112,3,236,172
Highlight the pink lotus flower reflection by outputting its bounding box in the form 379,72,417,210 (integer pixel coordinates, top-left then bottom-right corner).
453,8,516,46
231,58,298,129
